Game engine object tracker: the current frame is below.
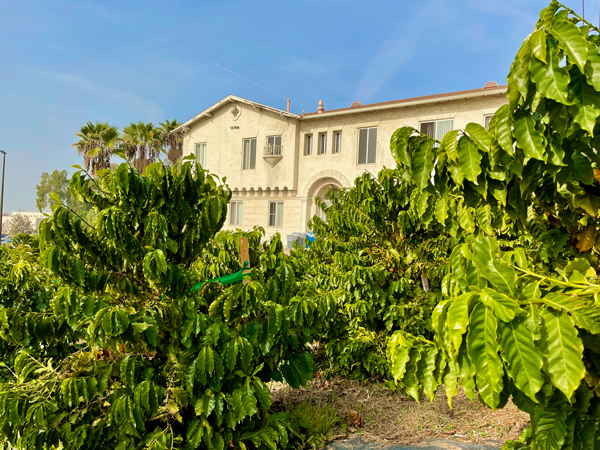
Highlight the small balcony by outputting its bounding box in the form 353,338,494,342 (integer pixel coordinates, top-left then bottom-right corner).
263,144,283,167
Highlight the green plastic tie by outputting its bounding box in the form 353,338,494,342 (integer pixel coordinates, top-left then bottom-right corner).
189,261,251,294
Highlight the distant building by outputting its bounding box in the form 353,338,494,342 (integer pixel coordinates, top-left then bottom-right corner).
176,83,508,240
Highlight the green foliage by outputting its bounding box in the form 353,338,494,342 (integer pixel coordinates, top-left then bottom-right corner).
0,160,328,450
388,237,599,448
386,3,600,449
292,169,455,379
36,170,90,215
390,2,600,253
72,121,120,176
290,403,340,449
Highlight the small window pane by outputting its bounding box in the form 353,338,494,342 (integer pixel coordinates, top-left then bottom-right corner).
318,133,327,155
268,202,283,227
250,139,256,169
367,128,377,164
229,202,243,226
243,139,256,170
276,202,283,227
484,114,494,130
334,132,342,153
436,120,453,141
358,129,368,164
420,122,436,139
195,143,206,167
305,134,313,155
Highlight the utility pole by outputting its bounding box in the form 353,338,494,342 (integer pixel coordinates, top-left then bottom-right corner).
0,151,7,243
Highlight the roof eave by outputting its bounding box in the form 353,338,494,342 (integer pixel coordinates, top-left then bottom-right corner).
300,87,508,120
174,95,299,133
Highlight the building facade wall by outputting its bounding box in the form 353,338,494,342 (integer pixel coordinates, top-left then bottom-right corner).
182,92,508,241
183,103,299,192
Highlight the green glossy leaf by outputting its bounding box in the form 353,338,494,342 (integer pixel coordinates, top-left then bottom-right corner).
530,28,547,63
480,287,520,322
530,40,572,105
154,250,168,274
476,205,494,236
538,308,585,399
457,203,475,234
584,40,600,91
457,136,482,184
535,405,567,450
440,130,459,163
457,344,476,401
402,345,424,402
552,20,588,72
419,346,439,402
467,302,504,409
465,123,491,153
411,139,435,192
493,105,514,156
446,292,477,355
498,318,544,402
569,68,600,135
391,127,414,167
472,236,517,294
514,115,546,163
434,195,449,226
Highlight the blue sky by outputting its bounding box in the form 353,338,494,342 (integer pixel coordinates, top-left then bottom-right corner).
0,0,596,213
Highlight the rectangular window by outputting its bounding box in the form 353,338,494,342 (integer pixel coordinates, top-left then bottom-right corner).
484,114,494,130
229,202,243,226
268,201,283,227
318,132,327,155
333,131,342,154
266,135,282,156
419,119,454,143
195,143,207,167
242,138,256,170
304,134,313,155
357,127,377,164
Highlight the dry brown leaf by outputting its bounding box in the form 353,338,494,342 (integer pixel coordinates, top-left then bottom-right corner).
575,225,597,253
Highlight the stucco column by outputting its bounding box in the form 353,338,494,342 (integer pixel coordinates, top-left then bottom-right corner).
300,197,307,233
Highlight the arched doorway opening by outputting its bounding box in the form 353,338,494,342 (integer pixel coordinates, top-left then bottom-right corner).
300,170,351,232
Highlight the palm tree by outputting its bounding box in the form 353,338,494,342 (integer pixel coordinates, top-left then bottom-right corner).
72,121,119,176
159,119,183,164
121,122,163,173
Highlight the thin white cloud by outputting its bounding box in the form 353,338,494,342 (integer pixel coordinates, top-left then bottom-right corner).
214,63,285,99
15,65,164,118
279,57,333,76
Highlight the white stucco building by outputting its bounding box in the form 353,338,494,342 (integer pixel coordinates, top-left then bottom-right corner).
177,82,508,240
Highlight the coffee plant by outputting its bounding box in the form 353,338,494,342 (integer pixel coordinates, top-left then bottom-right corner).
387,2,600,448
291,169,456,379
0,160,331,450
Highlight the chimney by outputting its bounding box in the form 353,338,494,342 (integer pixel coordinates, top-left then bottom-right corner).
286,99,291,112
317,100,324,114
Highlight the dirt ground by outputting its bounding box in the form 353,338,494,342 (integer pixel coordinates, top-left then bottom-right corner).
271,377,529,448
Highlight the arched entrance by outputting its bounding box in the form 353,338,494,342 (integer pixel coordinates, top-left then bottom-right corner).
300,170,351,232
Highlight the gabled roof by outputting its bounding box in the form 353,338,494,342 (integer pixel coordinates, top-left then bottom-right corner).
176,84,508,132
301,84,508,119
174,95,299,131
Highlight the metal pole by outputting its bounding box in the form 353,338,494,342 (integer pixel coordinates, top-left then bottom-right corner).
0,151,7,243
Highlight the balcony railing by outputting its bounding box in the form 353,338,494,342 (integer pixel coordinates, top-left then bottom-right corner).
264,144,283,156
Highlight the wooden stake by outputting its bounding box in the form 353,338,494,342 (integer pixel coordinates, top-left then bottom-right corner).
239,237,251,284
